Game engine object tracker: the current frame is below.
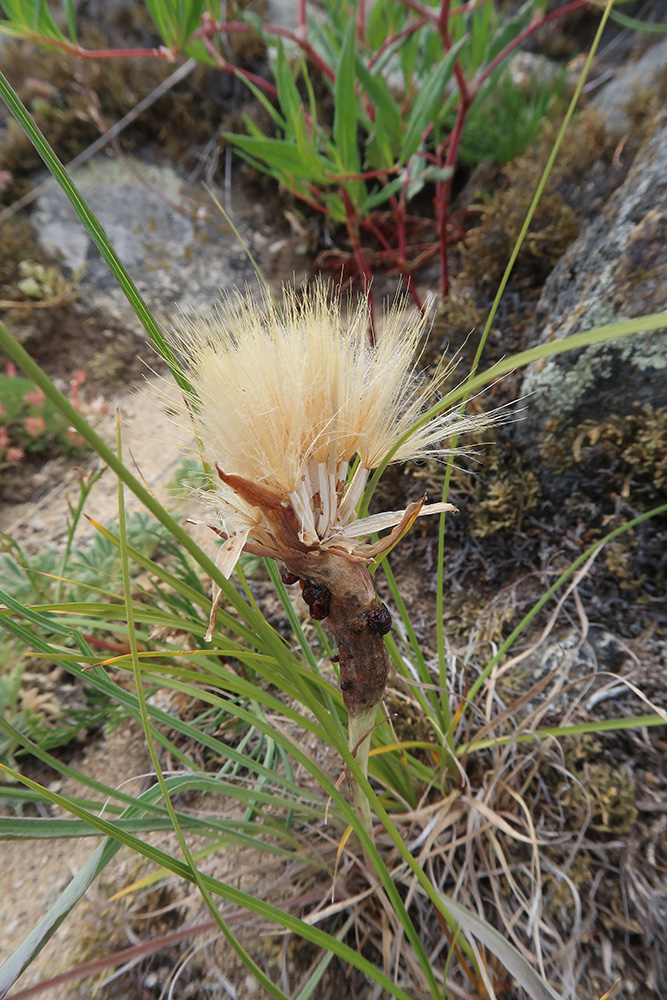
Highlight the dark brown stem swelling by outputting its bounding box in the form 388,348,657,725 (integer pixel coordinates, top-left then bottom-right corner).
282,553,391,719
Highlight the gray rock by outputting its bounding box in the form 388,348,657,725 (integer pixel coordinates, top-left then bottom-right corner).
33,156,267,334
594,38,667,137
519,119,667,451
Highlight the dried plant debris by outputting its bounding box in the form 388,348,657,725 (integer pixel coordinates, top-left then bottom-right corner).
541,405,667,498
459,109,627,289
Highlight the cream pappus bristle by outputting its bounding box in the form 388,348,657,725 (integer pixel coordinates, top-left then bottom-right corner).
168,280,493,577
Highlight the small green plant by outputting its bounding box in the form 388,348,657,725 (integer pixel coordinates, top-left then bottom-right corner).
0,0,590,304
0,363,104,468
0,491,188,773
455,62,570,167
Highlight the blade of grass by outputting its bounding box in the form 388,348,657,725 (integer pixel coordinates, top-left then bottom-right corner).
433,0,617,726
0,760,416,1000
0,70,189,393
458,501,667,723
114,411,295,1000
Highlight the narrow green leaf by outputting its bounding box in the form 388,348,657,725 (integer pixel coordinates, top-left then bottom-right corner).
609,8,667,31
469,0,494,70
333,17,360,173
275,40,304,131
144,0,177,47
0,0,66,40
294,110,328,183
435,893,565,1000
62,0,77,42
355,59,402,159
482,0,533,68
226,134,324,180
0,837,118,992
357,174,404,214
401,37,467,161
0,817,207,838
239,76,288,131
0,70,190,394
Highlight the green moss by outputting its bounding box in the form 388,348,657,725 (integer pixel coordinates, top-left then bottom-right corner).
0,217,51,292
547,735,638,835
541,406,667,496
460,109,614,288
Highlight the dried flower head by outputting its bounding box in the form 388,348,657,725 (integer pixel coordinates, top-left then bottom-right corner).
171,283,486,580
168,281,493,720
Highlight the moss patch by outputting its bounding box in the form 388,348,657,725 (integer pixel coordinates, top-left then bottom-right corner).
460,109,622,289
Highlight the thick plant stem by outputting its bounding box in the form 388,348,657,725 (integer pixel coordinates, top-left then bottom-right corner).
348,705,379,840
279,548,392,838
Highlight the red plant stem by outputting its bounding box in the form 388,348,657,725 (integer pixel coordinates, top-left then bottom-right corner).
293,185,332,215
341,189,375,339
357,0,367,44
438,0,470,105
16,34,176,60
389,193,408,261
195,17,336,82
369,22,424,69
325,165,400,183
361,217,395,254
398,0,439,26
5,922,221,1000
449,0,493,18
435,99,467,296
368,0,493,68
473,0,589,92
199,30,278,97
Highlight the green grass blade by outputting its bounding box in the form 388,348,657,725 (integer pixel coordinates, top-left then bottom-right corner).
0,70,190,393
0,760,416,1000
0,836,118,992
461,502,667,715
115,417,294,1000
434,893,564,1000
360,310,667,516
609,8,667,31
460,713,667,755
333,18,360,174
401,37,466,162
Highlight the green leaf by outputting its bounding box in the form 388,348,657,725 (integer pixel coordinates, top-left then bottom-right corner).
225,134,323,181
470,0,494,70
355,59,402,158
0,69,189,394
333,17,360,174
0,838,118,991
293,109,328,182
0,0,66,41
143,0,177,47
434,893,566,1000
358,175,404,214
420,164,454,183
274,40,304,132
62,0,77,43
401,37,467,162
482,0,533,67
609,8,667,31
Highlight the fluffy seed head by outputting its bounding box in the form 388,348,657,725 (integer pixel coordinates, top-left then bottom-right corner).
168,281,491,578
